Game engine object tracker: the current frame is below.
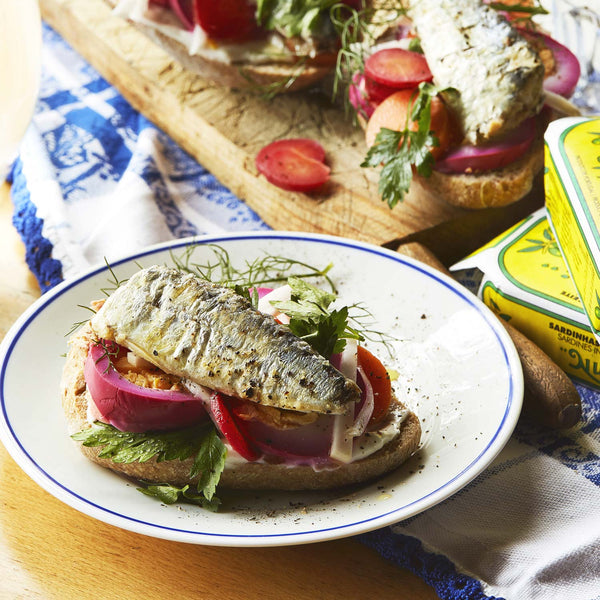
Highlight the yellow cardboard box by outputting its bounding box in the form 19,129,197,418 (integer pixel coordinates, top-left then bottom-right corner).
451,207,600,389
545,117,600,345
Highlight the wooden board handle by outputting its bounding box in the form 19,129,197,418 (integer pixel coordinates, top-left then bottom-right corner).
395,242,582,429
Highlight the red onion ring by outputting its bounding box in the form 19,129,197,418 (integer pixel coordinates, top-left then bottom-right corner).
84,341,207,432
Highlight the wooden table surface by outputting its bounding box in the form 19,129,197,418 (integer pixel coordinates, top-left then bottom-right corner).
0,180,439,598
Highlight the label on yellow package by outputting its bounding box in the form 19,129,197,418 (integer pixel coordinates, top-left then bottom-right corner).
451,207,600,389
545,116,600,344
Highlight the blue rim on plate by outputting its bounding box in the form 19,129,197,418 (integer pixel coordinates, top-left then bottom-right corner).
0,232,523,546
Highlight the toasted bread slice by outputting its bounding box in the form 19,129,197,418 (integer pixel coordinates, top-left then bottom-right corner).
410,136,545,209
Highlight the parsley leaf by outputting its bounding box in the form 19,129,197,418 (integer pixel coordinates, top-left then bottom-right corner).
192,428,227,502
361,83,440,209
271,277,363,358
137,483,221,511
73,422,227,507
288,307,353,358
271,276,336,320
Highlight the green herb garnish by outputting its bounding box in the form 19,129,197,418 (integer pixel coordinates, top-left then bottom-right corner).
489,1,548,24
271,276,364,357
170,244,336,301
65,304,97,337
256,0,341,40
137,483,220,511
72,422,226,507
361,82,445,208
331,3,406,116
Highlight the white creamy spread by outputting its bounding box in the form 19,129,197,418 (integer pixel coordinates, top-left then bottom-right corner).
112,0,295,65
351,403,409,461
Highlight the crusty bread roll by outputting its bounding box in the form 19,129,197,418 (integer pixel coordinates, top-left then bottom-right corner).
103,0,335,92
61,324,421,491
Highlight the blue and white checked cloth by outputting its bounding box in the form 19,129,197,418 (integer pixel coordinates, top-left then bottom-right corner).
8,23,600,600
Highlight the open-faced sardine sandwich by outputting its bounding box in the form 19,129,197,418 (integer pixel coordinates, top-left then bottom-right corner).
61,264,420,508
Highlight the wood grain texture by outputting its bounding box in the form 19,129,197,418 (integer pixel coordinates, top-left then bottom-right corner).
39,0,542,260
0,182,439,599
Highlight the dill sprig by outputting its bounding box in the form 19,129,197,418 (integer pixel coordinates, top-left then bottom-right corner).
91,338,120,374
65,259,129,337
100,258,129,297
65,304,97,337
239,56,310,99
331,2,406,115
170,244,394,357
170,243,336,298
347,302,395,356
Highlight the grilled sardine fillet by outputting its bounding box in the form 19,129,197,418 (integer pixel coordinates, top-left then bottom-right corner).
405,0,544,143
90,266,361,414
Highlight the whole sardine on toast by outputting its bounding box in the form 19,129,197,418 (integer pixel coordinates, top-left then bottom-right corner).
405,0,545,143
90,265,361,414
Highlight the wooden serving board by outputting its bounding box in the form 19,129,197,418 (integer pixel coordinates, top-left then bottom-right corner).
39,0,543,262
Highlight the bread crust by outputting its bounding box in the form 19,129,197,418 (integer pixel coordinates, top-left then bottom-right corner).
409,136,545,209
103,0,333,92
61,325,421,491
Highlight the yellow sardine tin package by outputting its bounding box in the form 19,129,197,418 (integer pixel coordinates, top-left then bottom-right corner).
545,116,600,346
451,207,600,389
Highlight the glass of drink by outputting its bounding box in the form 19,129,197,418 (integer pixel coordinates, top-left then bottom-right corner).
0,0,42,180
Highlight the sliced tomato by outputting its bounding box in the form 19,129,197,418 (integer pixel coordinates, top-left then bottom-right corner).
210,392,261,461
192,0,261,41
149,0,170,5
255,138,330,192
356,346,392,430
366,89,458,160
364,48,433,104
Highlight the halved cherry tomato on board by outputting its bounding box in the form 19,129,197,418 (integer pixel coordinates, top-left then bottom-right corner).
256,138,330,192
210,392,261,461
193,0,261,41
366,89,458,160
356,345,392,430
364,48,433,104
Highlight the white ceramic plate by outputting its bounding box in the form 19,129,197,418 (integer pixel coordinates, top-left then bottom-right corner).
0,232,523,547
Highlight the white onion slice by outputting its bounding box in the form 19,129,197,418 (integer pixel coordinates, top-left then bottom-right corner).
329,339,358,463
335,338,358,381
347,365,375,438
257,284,292,324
